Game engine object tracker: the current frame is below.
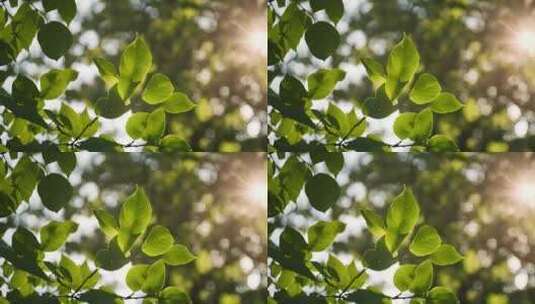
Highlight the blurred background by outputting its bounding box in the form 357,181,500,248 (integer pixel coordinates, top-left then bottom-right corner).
7,0,267,151
270,0,535,151
5,152,267,303
270,152,535,303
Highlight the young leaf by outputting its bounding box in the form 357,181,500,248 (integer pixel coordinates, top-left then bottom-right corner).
305,22,340,60
142,225,174,257
40,220,78,252
394,264,416,291
38,22,73,60
160,135,192,152
430,93,463,114
360,208,385,238
410,260,433,294
95,238,128,271
141,260,166,294
160,287,191,304
428,287,459,304
430,244,463,266
94,209,118,239
94,85,129,119
387,34,420,83
40,69,78,100
305,173,341,212
386,186,420,234
118,186,152,235
363,237,395,271
307,220,346,252
410,73,442,104
126,264,149,291
428,135,459,152
163,244,196,266
410,225,442,257
361,57,386,89
307,69,346,100
142,73,174,105
37,173,73,212
118,36,152,99
163,93,196,114
94,57,118,88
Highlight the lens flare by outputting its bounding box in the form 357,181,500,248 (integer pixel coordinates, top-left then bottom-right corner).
514,30,535,54
511,180,535,206
243,176,267,206
244,26,267,56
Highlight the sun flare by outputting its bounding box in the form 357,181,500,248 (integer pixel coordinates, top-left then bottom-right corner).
511,180,535,205
244,26,267,56
514,30,535,54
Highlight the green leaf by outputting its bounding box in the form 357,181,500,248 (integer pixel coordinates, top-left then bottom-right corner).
430,244,463,266
126,264,149,291
305,22,340,60
38,22,73,60
57,0,76,24
430,93,463,113
40,69,78,100
394,264,416,291
78,289,117,304
305,173,340,212
386,34,420,98
307,68,346,99
393,109,433,142
142,73,174,105
325,0,344,24
428,135,459,152
163,244,196,266
360,208,385,238
118,36,152,99
362,85,396,119
117,226,139,254
119,186,152,235
160,287,191,304
40,220,78,251
410,260,433,294
363,237,395,271
37,173,73,212
160,135,192,152
345,289,387,304
163,92,196,114
94,57,118,88
386,186,420,234
57,153,76,176
145,108,166,142
428,287,459,304
141,260,166,294
95,237,128,271
410,73,441,104
307,220,346,252
94,85,129,119
385,226,407,253
12,228,40,258
327,255,349,287
94,209,118,239
410,225,442,257
362,57,386,90
280,75,307,103
126,109,166,142
142,225,174,257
